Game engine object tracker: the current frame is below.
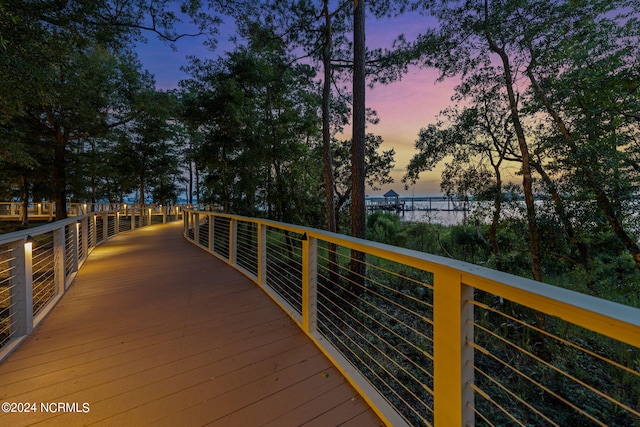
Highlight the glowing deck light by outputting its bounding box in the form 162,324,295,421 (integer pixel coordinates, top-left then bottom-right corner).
24,235,37,251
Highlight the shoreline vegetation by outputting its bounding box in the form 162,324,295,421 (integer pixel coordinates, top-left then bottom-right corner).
365,209,640,309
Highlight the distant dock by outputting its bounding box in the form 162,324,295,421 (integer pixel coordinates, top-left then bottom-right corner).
366,196,471,214
365,199,407,213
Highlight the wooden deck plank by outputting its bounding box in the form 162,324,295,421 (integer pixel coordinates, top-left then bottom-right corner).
0,297,286,374
208,365,359,426
0,300,285,380
0,221,381,426
262,377,372,427
1,318,303,400
91,343,330,425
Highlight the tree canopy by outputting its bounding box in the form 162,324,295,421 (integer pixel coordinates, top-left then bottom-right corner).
1,0,221,219
404,0,640,277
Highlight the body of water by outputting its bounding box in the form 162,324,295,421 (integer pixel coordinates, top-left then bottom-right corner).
367,197,473,225
400,208,470,225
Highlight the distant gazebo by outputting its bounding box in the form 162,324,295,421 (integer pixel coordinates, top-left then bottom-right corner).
383,189,399,204
367,189,405,213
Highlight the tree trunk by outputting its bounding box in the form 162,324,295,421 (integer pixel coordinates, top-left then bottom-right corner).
90,140,97,204
21,175,29,227
139,176,145,227
484,29,542,282
322,1,340,285
195,161,200,206
188,158,194,205
139,176,145,207
350,0,366,294
53,138,68,221
489,164,501,261
322,0,336,235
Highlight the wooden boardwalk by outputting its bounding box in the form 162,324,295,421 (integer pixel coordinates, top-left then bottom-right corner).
0,222,381,426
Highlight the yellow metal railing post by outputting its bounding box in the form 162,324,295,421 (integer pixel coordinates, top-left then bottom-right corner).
301,234,317,334
433,268,474,426
229,218,237,266
208,214,215,253
257,223,267,288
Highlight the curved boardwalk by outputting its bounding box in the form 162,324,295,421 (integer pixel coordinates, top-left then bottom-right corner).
0,221,381,426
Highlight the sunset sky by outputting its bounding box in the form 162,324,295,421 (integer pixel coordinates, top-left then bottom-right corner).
136,11,454,197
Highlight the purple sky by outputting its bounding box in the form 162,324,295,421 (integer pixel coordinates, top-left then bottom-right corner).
136,11,452,196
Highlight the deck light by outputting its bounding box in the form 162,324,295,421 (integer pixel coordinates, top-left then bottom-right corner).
25,235,37,251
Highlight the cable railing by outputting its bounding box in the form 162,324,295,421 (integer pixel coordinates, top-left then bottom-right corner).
0,205,183,363
0,246,16,349
64,224,76,279
183,210,640,427
31,231,56,317
0,202,185,223
235,221,258,275
107,213,117,238
266,226,304,314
